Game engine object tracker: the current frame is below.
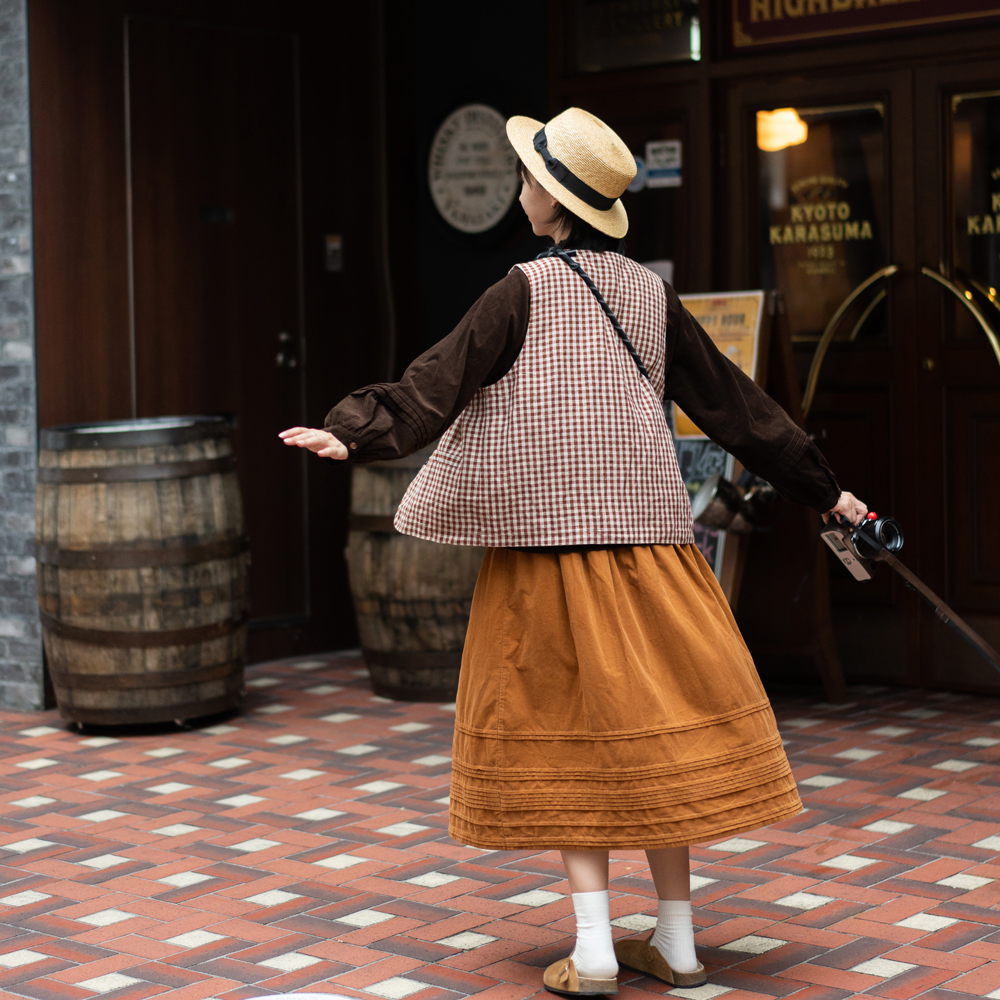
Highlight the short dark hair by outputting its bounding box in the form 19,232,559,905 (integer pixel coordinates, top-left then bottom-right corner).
517,159,627,255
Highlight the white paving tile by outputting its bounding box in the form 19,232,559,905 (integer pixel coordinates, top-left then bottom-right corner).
257,951,320,971
338,744,381,756
972,835,1000,851
153,824,201,837
295,807,345,821
208,757,252,769
391,722,432,733
895,913,957,931
781,718,821,728
411,754,450,766
146,782,193,795
356,780,404,794
246,889,302,907
338,908,395,927
690,874,718,890
292,659,329,670
377,822,430,837
707,838,766,853
611,913,658,931
720,935,787,954
936,873,994,890
863,820,914,835
79,810,128,823
869,726,914,737
246,676,280,687
167,930,225,948
280,768,326,780
79,854,130,869
437,931,498,949
315,853,370,869
434,795,451,805
933,759,978,772
267,734,309,745
775,892,835,909
667,986,732,999
304,684,342,695
144,747,184,758
77,908,135,927
366,976,429,999
15,757,58,769
78,973,144,993
405,871,460,888
820,854,878,871
898,786,948,801
10,796,55,808
229,838,280,853
0,949,48,968
0,891,50,907
898,708,942,719
79,769,124,782
256,704,294,714
79,736,120,747
438,702,457,712
849,958,916,977
19,726,59,737
158,871,212,887
799,775,847,788
965,737,1000,747
2,838,55,853
216,794,265,808
200,724,240,734
504,888,564,906
833,748,881,761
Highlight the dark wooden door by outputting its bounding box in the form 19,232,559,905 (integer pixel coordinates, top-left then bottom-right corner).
127,18,308,628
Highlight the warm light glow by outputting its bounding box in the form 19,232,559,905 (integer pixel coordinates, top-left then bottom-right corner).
757,108,809,152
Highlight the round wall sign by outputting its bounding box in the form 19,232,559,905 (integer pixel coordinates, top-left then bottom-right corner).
428,104,518,234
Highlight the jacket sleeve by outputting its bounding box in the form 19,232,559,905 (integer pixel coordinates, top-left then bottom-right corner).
661,282,842,512
323,269,531,463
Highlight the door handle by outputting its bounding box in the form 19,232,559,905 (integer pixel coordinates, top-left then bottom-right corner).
802,264,900,419
920,266,1000,371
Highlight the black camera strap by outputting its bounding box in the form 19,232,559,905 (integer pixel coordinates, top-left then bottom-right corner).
535,247,651,381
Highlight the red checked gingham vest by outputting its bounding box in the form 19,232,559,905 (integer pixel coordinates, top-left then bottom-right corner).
394,250,694,547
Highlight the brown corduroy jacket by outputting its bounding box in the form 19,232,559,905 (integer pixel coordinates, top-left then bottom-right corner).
324,268,841,513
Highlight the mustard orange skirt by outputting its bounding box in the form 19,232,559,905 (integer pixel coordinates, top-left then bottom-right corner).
449,544,801,850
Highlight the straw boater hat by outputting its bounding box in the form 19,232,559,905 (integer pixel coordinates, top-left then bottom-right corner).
506,107,636,240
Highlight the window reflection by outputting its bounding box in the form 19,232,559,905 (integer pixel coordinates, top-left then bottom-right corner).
950,90,1000,340
759,103,888,343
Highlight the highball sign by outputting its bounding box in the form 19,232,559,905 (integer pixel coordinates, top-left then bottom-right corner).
732,0,1000,49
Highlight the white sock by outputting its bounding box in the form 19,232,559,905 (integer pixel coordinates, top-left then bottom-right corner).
569,890,618,980
650,899,699,973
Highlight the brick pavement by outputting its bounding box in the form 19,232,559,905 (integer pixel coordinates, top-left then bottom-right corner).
0,653,999,1000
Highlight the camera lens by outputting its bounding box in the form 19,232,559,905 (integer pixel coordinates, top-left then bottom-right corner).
876,517,904,553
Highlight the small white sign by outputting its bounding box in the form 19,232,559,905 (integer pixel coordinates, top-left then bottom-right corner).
646,140,682,188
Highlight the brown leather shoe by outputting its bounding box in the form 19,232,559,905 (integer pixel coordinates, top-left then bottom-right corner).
614,934,706,987
543,956,619,996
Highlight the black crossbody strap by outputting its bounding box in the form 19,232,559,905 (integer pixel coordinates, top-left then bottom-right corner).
535,247,651,381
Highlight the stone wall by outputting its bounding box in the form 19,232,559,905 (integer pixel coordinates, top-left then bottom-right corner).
0,0,41,710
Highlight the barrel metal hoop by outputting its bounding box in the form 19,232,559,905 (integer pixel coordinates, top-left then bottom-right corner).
362,648,463,670
349,514,398,533
39,609,248,648
47,658,242,691
35,535,249,569
37,455,235,484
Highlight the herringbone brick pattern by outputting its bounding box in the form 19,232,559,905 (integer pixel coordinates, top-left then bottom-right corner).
1,653,999,1000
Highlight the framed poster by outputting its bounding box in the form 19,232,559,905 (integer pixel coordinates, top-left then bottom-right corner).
669,291,766,580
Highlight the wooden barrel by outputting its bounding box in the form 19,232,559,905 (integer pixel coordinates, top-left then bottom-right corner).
346,444,485,701
35,416,249,726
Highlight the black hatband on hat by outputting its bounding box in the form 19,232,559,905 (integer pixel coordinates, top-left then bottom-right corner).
533,127,617,212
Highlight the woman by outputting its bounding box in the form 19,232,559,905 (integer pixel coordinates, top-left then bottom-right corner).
281,107,865,997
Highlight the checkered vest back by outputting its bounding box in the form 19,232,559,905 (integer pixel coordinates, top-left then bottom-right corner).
393,250,694,547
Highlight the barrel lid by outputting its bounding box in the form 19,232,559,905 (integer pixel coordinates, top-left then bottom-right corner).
40,415,233,450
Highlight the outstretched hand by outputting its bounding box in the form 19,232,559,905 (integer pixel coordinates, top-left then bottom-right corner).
823,491,868,526
279,426,349,460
